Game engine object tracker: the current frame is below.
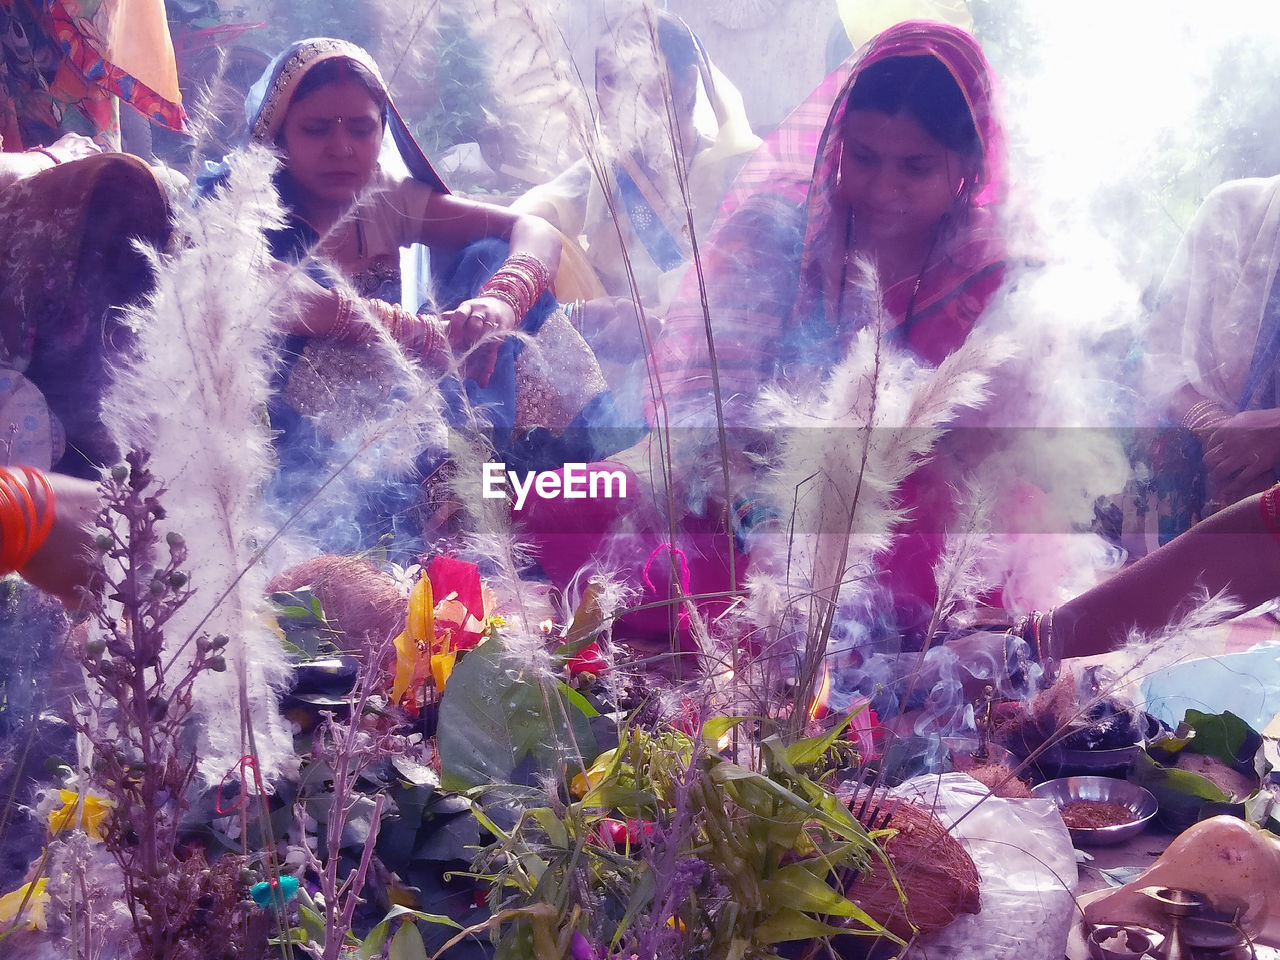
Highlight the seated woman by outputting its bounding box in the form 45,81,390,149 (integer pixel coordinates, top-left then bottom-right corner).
1147,176,1280,537
512,10,758,430
655,20,1006,423
206,38,622,551
512,10,759,314
526,20,1016,648
0,137,172,479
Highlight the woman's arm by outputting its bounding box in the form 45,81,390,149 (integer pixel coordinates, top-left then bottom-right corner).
1052,486,1280,658
421,192,562,385
0,134,103,193
282,267,451,371
421,192,562,275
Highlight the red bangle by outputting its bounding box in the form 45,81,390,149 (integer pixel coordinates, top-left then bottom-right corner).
0,481,27,573
478,253,551,323
0,467,54,574
23,467,55,547
1260,485,1280,544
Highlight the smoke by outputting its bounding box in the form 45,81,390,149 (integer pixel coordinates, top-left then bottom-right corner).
164,0,1280,731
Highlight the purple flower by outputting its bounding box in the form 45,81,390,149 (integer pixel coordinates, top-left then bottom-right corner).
570,931,601,960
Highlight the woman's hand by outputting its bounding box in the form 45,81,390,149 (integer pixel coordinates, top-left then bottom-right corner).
441,295,517,387
42,132,103,164
574,296,650,362
19,473,102,611
1202,408,1280,511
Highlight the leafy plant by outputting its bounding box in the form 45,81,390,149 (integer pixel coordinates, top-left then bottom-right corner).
76,451,265,960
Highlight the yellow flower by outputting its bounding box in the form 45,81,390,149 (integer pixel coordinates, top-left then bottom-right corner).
47,789,113,842
431,650,456,693
391,576,436,708
0,878,49,931
571,748,618,799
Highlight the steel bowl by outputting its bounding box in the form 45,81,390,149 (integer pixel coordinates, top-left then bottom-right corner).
1087,924,1164,960
1031,776,1158,846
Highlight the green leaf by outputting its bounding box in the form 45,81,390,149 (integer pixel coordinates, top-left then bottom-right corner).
782,706,865,766
437,636,597,790
702,715,756,747
754,908,888,945
612,863,657,949
382,905,463,930
294,901,328,948
710,762,865,841
1181,709,1263,766
556,680,600,718
389,920,429,960
759,862,877,927
532,807,569,849
360,919,392,959
579,785,660,814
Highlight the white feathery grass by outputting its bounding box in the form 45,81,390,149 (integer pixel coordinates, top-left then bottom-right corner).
1108,586,1245,698
928,481,1001,631
444,431,554,667
101,145,296,783
746,263,1018,727
372,0,442,98
750,267,1018,639
463,0,594,180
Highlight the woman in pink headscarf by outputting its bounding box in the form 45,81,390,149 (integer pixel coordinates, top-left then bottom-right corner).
526,21,1017,650
655,18,1008,426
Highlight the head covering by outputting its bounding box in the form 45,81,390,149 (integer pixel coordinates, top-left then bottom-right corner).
245,37,448,194
722,21,1004,221
796,20,1005,298
652,20,1009,426
724,20,1007,354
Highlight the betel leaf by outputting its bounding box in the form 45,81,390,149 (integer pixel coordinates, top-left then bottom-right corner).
1131,751,1234,803
1133,708,1267,830
1179,709,1263,766
437,635,597,790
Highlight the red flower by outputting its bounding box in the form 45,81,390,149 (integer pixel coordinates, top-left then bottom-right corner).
427,555,489,651
567,641,608,676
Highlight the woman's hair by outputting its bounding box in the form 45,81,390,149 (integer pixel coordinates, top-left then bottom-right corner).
287,56,389,124
845,55,981,163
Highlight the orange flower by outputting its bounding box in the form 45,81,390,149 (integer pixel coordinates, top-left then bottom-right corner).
389,556,496,711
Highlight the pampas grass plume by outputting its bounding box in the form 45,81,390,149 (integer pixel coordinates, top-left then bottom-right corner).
103,146,297,783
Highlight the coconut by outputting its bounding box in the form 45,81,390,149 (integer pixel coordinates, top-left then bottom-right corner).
964,763,1032,799
268,555,406,653
847,801,981,939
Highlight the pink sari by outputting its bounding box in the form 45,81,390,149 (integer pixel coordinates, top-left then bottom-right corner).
527,22,1013,647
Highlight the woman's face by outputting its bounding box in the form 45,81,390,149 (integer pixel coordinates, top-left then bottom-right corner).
279,77,384,210
839,109,972,248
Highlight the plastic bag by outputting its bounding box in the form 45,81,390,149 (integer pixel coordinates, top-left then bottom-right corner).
895,773,1078,959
